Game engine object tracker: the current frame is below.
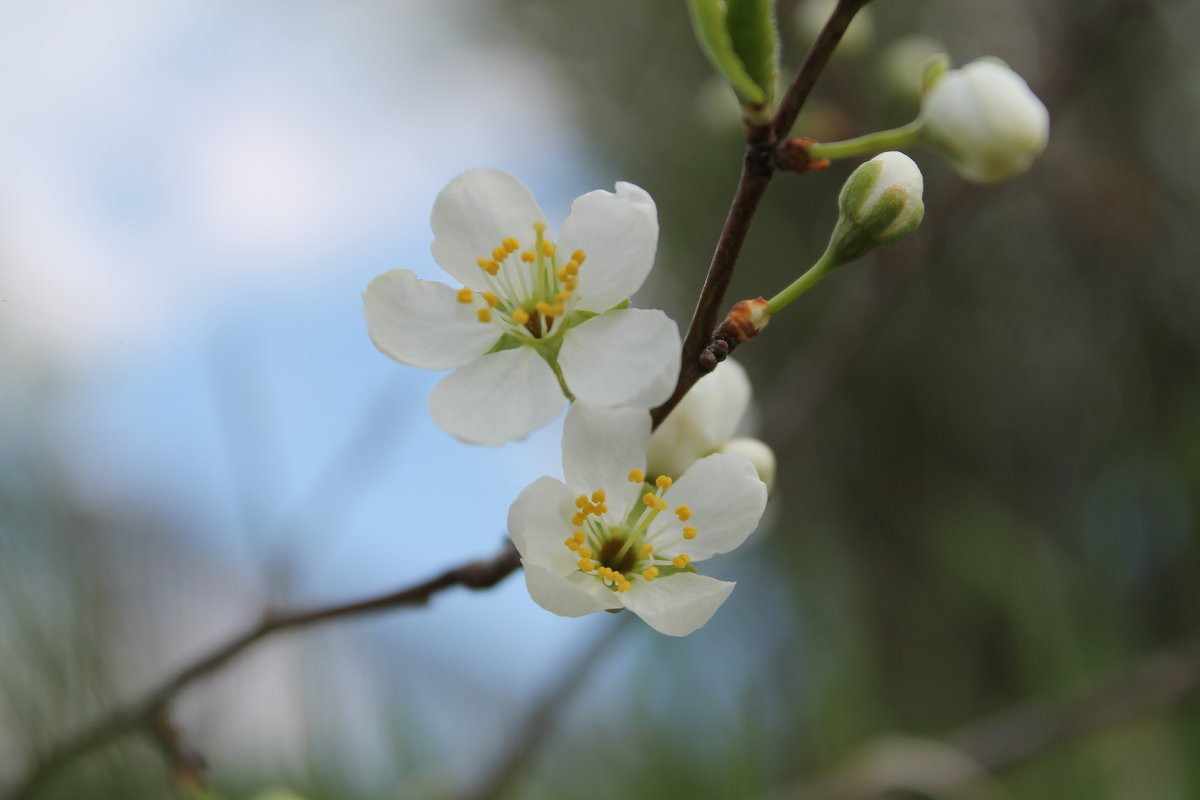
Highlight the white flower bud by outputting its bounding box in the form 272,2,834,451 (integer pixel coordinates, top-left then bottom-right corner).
828,151,924,264
716,437,776,494
919,58,1049,184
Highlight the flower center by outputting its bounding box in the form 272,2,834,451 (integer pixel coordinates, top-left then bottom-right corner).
562,470,699,593
455,221,588,340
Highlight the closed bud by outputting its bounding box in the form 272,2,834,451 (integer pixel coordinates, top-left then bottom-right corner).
828,151,924,264
919,58,1049,183
716,437,776,494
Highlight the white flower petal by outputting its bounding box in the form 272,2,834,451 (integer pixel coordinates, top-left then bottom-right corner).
430,169,549,289
363,269,502,370
524,562,622,617
646,359,751,479
561,403,650,509
559,308,681,409
558,182,658,313
429,346,564,445
619,573,735,636
657,453,767,561
508,476,577,571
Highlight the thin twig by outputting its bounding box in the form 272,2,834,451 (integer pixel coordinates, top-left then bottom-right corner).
652,0,876,427
3,541,521,800
781,637,1200,800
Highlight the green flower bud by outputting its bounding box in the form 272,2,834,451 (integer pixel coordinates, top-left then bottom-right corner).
828,151,924,264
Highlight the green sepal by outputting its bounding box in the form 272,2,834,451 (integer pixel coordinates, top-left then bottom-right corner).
654,564,700,578
486,334,524,355
920,53,951,95
837,158,883,216
686,0,767,104
726,0,779,106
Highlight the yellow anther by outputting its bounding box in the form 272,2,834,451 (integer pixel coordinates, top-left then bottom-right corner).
557,268,569,281
657,497,670,511
551,303,565,316
628,469,645,483
502,236,520,252
577,558,595,572
572,530,585,543
642,566,659,581
577,546,592,560
512,309,530,325
541,241,556,257
476,308,492,323
675,505,693,521
564,538,580,551
535,301,554,315
456,287,474,303
491,246,507,261
521,251,536,262
533,221,547,233
655,475,673,490
672,554,691,569
574,494,587,508
591,490,605,503
683,526,698,540
594,503,608,514
565,260,580,275
476,257,490,269
564,278,577,291
618,580,632,592
571,513,586,526
643,492,658,507
481,291,498,307
572,249,586,263
483,260,500,275
640,543,654,558
555,290,572,303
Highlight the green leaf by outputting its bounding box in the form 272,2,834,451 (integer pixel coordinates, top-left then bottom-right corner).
686,0,766,104
726,0,778,104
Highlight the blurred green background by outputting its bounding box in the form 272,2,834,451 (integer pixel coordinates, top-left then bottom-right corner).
3,0,1199,799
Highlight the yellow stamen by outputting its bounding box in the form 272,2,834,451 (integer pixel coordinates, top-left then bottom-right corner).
640,543,654,558
557,268,569,281
672,554,691,569
512,309,530,325
555,290,572,303
594,503,608,514
565,260,580,275
571,513,586,526
675,505,692,522
502,236,520,252
564,538,580,551
573,530,585,543
642,566,659,581
541,241,555,257
575,495,588,509
456,287,474,303
683,526,698,540
533,221,547,233
481,291,498,307
491,246,507,261
577,558,595,572
618,580,631,592
572,249,586,263
591,490,605,503
643,492,658,507
521,251,536,263
577,546,592,560
481,260,500,275
535,301,554,316
628,469,645,483
656,475,673,490
476,308,492,323
564,278,577,291
551,303,565,316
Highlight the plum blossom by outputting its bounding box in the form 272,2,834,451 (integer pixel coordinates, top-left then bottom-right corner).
508,402,768,636
364,169,680,445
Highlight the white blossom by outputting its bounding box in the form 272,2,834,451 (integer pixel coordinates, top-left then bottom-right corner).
364,169,680,445
829,151,925,264
508,403,768,636
920,59,1049,184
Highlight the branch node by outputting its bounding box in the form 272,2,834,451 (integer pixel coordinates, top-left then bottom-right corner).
775,138,831,174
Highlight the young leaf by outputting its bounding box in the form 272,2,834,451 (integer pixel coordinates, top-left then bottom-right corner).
686,0,767,104
726,0,778,104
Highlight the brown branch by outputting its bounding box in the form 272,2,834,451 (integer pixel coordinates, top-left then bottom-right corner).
3,540,522,800
651,0,876,428
781,637,1200,800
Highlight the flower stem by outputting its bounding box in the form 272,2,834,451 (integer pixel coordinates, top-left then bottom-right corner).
807,119,922,161
766,248,840,315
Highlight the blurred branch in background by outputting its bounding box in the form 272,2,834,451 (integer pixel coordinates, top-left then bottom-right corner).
783,635,1200,800
2,541,521,800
